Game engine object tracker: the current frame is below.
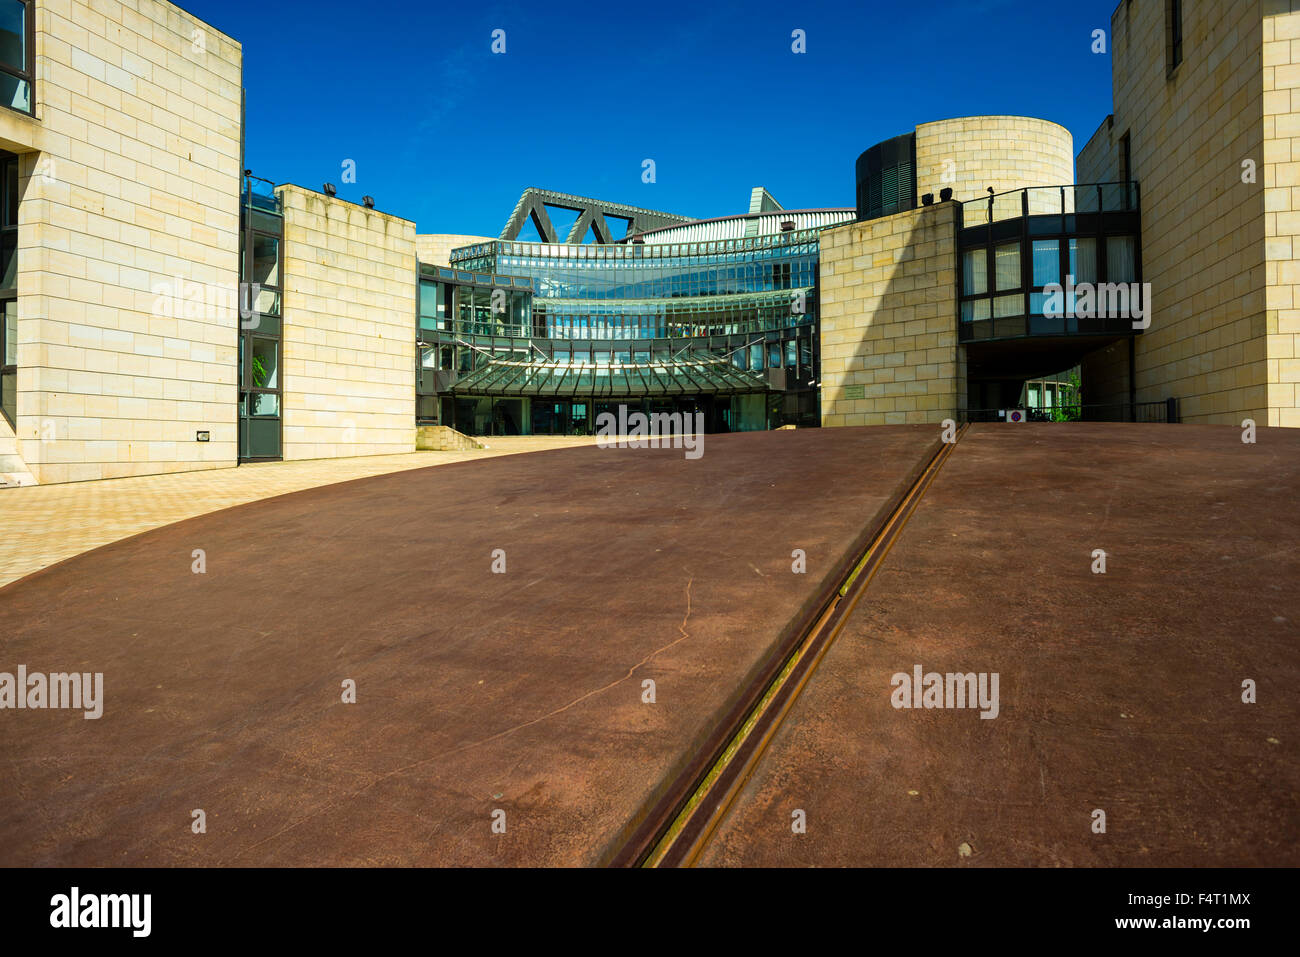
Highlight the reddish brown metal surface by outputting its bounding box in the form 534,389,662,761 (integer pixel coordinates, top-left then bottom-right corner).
644,432,958,867
699,424,1300,867
0,427,936,867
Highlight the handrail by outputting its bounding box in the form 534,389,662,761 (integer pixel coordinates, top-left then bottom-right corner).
956,180,1140,209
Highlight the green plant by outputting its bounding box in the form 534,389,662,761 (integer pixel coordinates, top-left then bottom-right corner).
252,353,270,389
1050,370,1082,422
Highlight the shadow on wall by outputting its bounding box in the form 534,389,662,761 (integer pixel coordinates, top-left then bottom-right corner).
820,201,961,427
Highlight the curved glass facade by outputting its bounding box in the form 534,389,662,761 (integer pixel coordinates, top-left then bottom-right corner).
419,229,826,434
452,232,818,298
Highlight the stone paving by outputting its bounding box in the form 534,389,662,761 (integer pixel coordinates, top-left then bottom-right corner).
0,437,595,589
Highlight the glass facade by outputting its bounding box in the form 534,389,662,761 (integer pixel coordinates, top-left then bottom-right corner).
957,183,1142,342
419,228,825,434
0,1,30,115
238,178,284,460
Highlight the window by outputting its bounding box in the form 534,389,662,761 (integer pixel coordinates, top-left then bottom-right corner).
993,295,1022,318
1166,0,1183,77
1031,240,1060,287
994,242,1021,291
419,280,447,330
1107,236,1137,284
1,152,16,424
963,249,987,296
1,299,14,423
1069,238,1097,284
250,338,278,390
0,152,15,291
0,1,31,114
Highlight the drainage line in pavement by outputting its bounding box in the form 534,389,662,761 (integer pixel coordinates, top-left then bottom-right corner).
635,424,967,867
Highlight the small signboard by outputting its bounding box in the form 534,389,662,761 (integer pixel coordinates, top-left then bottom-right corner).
843,385,865,400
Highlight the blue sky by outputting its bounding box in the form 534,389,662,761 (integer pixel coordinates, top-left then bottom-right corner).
183,0,1120,237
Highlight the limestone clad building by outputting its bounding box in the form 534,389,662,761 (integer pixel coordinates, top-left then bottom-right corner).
1,0,1297,487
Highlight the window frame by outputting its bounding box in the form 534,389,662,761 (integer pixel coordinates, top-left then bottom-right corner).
1166,0,1184,78
0,0,35,117
0,151,17,426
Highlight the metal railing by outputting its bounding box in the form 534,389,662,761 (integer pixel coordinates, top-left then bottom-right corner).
242,174,281,215
418,312,813,341
960,398,1178,424
959,181,1140,227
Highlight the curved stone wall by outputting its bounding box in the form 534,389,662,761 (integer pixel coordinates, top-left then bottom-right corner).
914,115,1075,213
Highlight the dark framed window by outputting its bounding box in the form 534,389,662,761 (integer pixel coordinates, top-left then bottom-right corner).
0,151,15,292
0,296,14,425
0,151,16,424
0,1,33,116
1166,0,1183,77
239,178,283,460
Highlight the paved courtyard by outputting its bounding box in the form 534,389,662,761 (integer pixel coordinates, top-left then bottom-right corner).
0,426,934,866
702,425,1300,867
0,437,594,588
0,425,1295,867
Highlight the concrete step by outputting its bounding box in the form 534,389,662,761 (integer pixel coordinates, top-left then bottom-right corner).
416,426,486,451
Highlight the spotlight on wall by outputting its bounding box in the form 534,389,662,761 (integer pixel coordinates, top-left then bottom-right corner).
323,182,337,197
363,196,375,209
243,169,252,177
986,186,995,195
780,220,796,231
940,187,954,202
632,237,645,245
921,193,935,206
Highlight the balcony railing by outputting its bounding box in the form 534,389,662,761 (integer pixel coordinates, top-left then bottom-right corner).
959,181,1140,227
242,175,282,216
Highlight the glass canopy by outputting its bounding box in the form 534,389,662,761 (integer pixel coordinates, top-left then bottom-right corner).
450,352,770,398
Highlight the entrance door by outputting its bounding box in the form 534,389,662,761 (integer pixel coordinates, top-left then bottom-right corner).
570,401,588,435
493,398,523,435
